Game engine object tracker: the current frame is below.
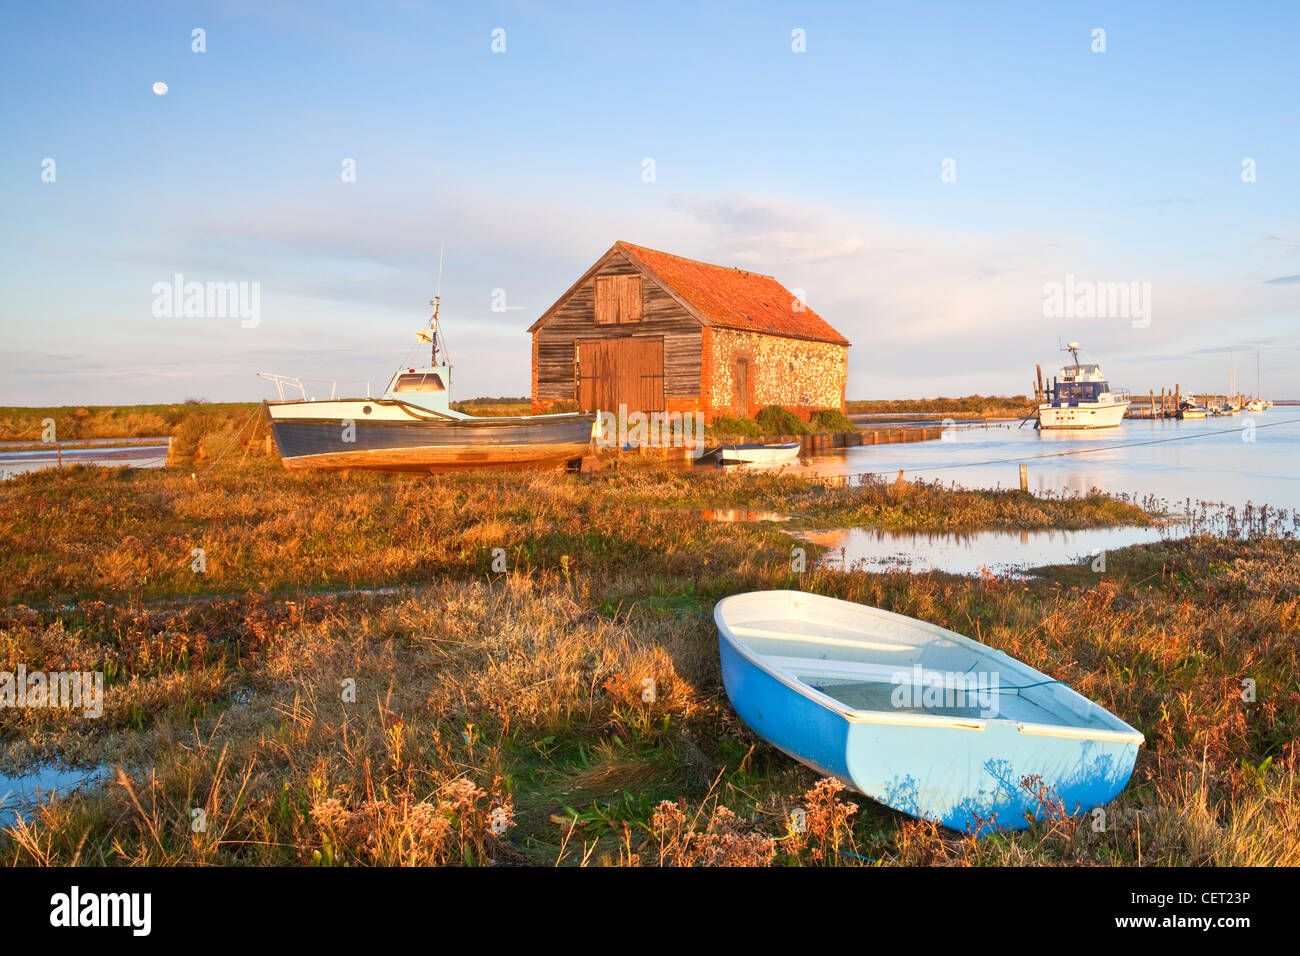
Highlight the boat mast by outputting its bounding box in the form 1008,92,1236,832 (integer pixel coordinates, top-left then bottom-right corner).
428,244,445,367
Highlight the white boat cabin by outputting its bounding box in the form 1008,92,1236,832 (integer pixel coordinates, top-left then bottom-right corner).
382,365,470,418
1048,352,1128,409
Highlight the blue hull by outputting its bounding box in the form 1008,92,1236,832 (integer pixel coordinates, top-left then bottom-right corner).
717,593,1142,834
265,407,595,472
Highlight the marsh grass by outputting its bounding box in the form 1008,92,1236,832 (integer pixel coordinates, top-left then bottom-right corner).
0,456,1295,866
0,462,1152,607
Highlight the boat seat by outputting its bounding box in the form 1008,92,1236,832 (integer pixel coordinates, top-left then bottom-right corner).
763,655,922,683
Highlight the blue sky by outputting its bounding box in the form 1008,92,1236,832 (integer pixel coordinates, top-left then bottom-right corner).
1,0,1297,404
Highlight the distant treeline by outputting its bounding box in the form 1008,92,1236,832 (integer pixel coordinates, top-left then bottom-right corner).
846,395,1033,417
3,394,1046,442
454,396,530,406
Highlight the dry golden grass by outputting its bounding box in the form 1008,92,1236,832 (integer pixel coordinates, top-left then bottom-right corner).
0,454,1295,866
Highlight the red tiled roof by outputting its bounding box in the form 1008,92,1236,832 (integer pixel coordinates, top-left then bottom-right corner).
616,241,850,346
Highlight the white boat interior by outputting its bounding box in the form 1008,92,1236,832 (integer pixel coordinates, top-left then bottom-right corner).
718,592,1142,741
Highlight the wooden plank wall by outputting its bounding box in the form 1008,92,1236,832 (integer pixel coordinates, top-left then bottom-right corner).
533,250,701,402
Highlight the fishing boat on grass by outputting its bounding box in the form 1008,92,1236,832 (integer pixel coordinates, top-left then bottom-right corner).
719,441,801,465
262,287,596,473
1037,342,1131,429
715,591,1144,833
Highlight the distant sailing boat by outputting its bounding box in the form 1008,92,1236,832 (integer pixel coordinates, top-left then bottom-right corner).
1225,352,1240,414
1246,350,1269,413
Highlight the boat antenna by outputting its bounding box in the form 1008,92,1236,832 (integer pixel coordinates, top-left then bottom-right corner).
1062,340,1082,369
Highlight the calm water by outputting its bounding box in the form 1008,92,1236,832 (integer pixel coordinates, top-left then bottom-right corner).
802,524,1177,577
790,415,1300,514
0,443,168,478
0,764,108,826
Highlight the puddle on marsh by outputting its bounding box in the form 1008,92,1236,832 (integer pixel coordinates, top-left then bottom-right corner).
0,443,169,478
0,764,109,826
801,524,1178,577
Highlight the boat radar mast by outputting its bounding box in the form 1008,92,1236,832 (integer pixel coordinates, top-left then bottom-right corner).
417,244,450,372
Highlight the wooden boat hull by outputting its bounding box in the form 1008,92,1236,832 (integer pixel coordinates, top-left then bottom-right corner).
716,591,1143,834
265,405,595,473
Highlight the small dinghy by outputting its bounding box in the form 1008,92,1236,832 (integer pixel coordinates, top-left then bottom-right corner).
719,441,801,465
715,591,1143,833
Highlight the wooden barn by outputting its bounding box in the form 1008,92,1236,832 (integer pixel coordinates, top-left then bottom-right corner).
528,241,850,422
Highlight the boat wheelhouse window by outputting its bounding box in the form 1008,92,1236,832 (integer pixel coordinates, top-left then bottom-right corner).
1056,382,1107,402
393,372,446,393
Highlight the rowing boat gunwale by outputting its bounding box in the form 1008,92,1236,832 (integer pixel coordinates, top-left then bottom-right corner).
715,590,1144,746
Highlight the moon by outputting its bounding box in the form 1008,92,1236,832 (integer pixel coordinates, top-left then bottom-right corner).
152,81,168,95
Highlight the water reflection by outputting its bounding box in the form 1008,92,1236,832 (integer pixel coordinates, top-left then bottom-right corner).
802,524,1174,577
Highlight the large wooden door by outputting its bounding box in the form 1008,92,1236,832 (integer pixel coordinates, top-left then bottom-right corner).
577,337,664,413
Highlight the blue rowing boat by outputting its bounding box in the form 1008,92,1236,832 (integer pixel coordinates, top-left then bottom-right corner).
715,590,1143,833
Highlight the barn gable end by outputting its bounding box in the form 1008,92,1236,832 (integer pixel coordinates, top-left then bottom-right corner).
529,242,849,422
531,247,703,412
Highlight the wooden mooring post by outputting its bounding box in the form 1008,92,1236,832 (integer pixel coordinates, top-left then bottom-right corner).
1019,463,1028,492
